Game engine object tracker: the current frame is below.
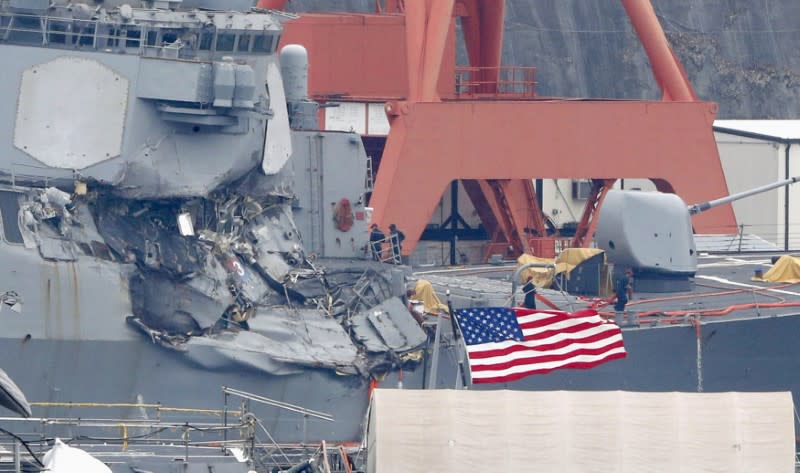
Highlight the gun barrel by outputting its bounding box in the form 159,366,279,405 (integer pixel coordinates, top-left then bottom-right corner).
688,176,800,215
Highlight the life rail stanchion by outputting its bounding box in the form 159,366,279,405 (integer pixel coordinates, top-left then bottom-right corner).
447,290,470,389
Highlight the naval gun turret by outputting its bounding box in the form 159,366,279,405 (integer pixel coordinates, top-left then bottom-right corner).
596,177,800,291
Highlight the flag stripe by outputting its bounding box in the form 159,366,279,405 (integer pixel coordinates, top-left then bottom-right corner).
516,311,603,329
518,317,607,336
453,307,626,384
471,347,627,378
469,340,625,372
467,323,621,356
470,350,628,384
468,334,625,366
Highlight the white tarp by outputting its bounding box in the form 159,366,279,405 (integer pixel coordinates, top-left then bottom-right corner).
367,389,795,473
43,438,112,473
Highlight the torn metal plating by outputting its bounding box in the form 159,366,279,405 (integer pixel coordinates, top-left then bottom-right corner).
12,182,424,378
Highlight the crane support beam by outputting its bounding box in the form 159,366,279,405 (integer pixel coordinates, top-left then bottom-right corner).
371,99,735,255
461,0,505,92
620,0,696,101
571,179,616,248
462,180,508,246
256,0,288,9
276,1,736,258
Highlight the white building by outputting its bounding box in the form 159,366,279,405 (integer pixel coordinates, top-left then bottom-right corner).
712,120,800,251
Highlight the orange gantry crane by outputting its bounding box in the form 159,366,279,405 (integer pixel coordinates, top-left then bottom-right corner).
260,0,735,260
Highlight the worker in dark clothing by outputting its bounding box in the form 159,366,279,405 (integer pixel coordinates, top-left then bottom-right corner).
369,224,385,261
388,223,405,264
611,268,634,324
522,275,537,310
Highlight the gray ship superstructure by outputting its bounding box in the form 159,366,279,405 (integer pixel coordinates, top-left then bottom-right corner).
1,1,800,468
0,0,427,453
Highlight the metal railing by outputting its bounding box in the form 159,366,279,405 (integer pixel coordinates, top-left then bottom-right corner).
0,11,277,59
0,401,252,471
0,390,351,472
2,12,148,53
528,236,574,258
454,66,537,98
694,221,800,253
369,233,403,264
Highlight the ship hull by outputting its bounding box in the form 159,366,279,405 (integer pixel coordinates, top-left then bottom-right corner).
3,312,799,443
0,337,371,443
439,313,800,395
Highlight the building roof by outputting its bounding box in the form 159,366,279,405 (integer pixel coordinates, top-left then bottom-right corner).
714,120,800,142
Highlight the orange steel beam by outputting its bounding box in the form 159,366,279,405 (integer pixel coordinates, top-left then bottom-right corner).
275,1,735,257
494,179,547,246
464,179,531,261
372,100,735,255
460,0,504,91
459,0,537,251
485,180,525,254
404,0,454,102
461,179,502,239
571,179,616,248
620,0,696,101
256,0,288,9
516,180,547,238
370,0,734,256
382,0,405,13
421,0,455,101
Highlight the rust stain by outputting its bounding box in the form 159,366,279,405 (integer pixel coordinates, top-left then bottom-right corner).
53,263,62,339
69,262,81,338
43,267,51,339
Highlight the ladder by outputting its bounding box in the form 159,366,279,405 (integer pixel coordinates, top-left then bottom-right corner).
365,155,374,193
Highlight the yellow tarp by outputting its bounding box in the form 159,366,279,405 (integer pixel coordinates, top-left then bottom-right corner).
516,254,556,287
755,255,800,283
413,279,449,314
517,248,605,288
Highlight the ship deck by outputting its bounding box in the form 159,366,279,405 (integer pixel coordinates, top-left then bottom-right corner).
629,253,800,324
412,252,800,326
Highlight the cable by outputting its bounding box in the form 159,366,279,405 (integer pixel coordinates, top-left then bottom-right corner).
0,427,44,468
600,301,800,322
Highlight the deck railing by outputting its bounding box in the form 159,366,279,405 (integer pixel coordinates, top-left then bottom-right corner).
0,11,278,59
454,66,537,99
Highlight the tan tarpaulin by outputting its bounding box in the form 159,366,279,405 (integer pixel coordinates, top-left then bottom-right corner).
755,255,800,283
518,247,605,287
412,279,449,314
367,389,795,473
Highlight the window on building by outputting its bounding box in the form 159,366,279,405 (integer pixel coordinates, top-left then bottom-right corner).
216,33,235,52
237,34,251,52
252,34,271,52
199,32,214,50
125,27,142,48
146,30,158,46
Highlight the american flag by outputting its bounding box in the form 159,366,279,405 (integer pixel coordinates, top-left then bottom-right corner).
453,307,626,384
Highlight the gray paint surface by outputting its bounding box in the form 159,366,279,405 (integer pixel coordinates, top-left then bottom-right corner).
596,190,698,275
0,4,411,453
290,131,371,258
2,5,800,469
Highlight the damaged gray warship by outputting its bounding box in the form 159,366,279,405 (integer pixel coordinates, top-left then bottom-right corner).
0,0,427,450
4,2,800,470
